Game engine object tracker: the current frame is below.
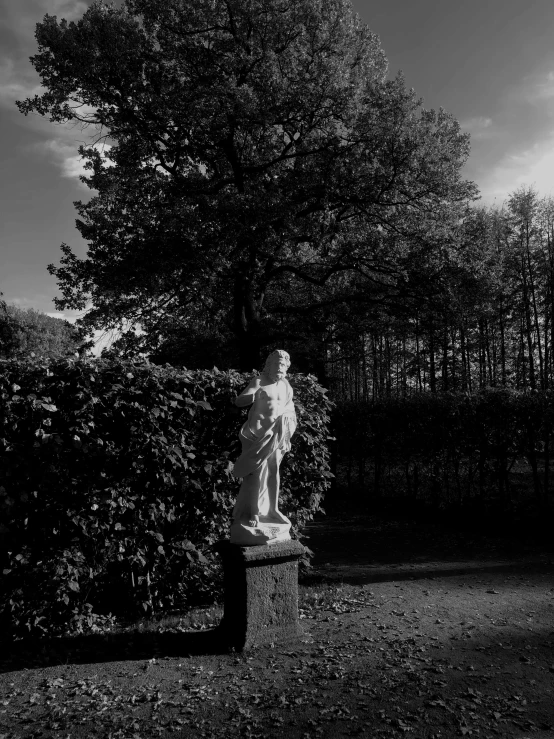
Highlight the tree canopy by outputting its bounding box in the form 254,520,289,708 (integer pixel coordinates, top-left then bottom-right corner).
19,0,477,370
0,299,86,360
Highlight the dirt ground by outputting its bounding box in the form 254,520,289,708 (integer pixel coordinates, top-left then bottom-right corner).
1,514,553,739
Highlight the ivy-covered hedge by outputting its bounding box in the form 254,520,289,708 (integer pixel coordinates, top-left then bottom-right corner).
0,358,332,637
334,390,554,508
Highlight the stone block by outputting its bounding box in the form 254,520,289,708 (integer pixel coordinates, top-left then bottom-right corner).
216,539,305,651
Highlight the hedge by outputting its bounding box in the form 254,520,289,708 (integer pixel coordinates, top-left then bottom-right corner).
333,389,554,507
0,358,333,637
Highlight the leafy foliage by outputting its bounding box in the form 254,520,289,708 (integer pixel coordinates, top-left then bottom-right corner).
0,357,332,637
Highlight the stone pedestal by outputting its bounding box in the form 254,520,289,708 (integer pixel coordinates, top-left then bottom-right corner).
216,539,305,651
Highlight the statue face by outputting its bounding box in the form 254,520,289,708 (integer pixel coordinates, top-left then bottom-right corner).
265,351,289,380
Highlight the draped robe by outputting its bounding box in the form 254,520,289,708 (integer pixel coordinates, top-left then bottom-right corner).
232,380,296,521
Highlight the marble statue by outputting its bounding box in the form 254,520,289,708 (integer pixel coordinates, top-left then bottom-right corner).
230,349,297,545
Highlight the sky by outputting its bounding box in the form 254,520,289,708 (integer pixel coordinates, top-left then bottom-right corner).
1,0,554,341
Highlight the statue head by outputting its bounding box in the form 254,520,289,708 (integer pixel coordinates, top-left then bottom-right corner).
263,349,290,382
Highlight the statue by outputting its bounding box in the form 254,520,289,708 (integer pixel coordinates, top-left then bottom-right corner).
230,349,297,545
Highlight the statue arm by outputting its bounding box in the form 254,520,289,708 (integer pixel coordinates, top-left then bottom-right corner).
234,376,260,408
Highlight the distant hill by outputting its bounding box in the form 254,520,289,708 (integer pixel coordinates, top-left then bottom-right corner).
0,300,88,360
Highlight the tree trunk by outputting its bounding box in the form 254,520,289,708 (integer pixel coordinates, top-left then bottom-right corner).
429,321,436,393
415,314,423,391
478,318,485,389
460,320,468,392
484,319,494,386
441,321,449,391
521,253,537,389
234,272,263,372
525,229,544,388
499,300,507,386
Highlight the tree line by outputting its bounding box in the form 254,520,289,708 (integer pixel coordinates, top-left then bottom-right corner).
327,187,554,398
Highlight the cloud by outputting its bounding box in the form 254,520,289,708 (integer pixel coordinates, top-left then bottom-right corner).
0,57,44,109
44,140,88,179
460,116,495,141
45,307,86,324
476,133,554,205
461,116,493,132
8,296,52,311
46,311,75,322
40,138,112,184
2,0,110,162
89,328,120,356
519,68,554,104
2,0,90,47
40,0,89,20
46,309,120,355
0,1,94,112
465,67,554,204
502,67,554,124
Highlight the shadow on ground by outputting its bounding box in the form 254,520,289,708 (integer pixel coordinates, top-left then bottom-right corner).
0,627,229,673
300,557,554,586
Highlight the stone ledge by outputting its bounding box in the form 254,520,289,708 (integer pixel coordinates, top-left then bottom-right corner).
216,539,305,564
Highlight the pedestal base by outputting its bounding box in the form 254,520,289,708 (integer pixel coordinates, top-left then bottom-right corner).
230,520,291,546
216,539,305,651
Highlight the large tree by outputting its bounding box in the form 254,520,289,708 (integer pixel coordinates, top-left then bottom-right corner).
19,0,477,370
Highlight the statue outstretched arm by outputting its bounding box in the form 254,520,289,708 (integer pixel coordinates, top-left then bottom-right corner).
234,376,261,408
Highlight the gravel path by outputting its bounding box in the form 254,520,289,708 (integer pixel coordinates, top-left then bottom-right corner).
1,514,553,738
